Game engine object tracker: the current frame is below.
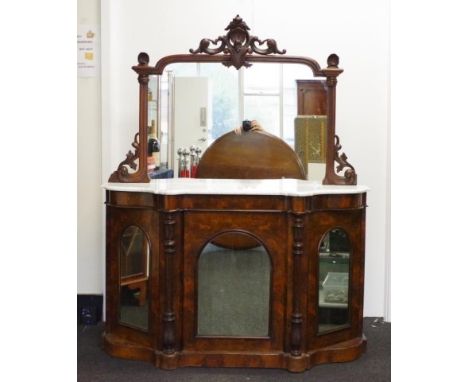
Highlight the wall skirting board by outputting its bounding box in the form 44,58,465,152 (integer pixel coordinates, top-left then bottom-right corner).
77,295,103,325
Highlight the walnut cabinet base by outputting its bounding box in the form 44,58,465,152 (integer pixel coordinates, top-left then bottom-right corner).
104,187,367,372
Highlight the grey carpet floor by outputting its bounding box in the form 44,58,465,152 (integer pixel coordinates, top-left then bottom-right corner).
77,317,390,382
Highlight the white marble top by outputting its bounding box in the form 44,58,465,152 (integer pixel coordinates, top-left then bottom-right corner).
103,178,369,197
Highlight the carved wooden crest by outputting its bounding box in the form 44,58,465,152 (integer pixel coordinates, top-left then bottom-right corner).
190,15,286,69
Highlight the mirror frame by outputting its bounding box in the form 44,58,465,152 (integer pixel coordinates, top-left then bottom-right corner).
108,15,357,185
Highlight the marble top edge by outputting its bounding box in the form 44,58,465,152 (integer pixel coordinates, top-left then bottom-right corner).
102,178,369,196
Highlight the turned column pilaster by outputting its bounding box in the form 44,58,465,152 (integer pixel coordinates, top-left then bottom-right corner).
162,211,176,354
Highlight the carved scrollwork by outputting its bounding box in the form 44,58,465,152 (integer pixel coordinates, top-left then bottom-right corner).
189,15,286,69
108,133,140,181
189,37,225,55
334,135,357,184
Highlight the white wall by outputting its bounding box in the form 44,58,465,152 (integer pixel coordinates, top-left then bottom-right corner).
77,0,103,294
98,0,390,317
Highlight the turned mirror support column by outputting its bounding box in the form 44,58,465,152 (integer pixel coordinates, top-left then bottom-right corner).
109,53,151,183
322,55,357,185
162,211,177,356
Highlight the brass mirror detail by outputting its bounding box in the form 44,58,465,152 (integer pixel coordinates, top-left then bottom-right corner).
119,225,150,331
197,232,271,337
109,15,357,185
318,228,351,334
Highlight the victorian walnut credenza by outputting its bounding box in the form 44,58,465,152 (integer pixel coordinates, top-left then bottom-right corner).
102,16,368,372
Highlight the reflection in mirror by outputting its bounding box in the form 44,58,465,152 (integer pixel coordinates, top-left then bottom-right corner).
119,225,150,331
318,228,351,334
159,62,326,181
199,63,239,140
147,75,158,171
243,64,281,136
197,232,270,337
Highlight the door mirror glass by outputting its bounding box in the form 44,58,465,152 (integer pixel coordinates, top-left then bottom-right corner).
318,228,351,334
197,232,271,337
119,225,150,331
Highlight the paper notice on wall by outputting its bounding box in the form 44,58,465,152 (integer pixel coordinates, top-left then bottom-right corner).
77,25,99,77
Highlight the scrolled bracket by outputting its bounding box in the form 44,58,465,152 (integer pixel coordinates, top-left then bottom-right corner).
334,135,357,185
108,133,143,182
189,15,286,69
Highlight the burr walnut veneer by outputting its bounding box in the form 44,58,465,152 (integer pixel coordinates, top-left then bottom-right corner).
103,179,368,372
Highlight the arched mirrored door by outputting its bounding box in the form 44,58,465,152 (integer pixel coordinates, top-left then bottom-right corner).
197,232,271,337
318,228,351,334
119,225,150,331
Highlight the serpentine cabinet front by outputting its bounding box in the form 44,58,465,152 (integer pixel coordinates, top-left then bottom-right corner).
103,189,367,372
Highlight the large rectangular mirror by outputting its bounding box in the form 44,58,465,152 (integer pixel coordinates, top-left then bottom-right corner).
147,62,328,181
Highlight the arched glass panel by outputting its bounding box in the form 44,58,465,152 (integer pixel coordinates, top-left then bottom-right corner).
119,225,149,331
197,232,270,337
318,228,351,334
